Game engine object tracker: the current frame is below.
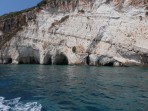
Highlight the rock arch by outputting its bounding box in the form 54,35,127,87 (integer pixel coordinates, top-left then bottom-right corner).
19,57,39,64
97,56,114,66
3,58,12,64
17,47,40,64
42,56,52,65
53,53,68,65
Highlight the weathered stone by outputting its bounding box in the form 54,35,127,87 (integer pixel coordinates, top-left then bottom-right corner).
89,54,100,66
113,61,122,67
98,56,115,66
0,0,148,66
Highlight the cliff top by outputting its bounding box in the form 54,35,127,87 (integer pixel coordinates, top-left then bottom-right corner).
0,0,148,20
0,0,48,20
0,0,147,48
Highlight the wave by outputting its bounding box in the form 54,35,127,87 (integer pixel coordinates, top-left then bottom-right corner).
0,96,42,111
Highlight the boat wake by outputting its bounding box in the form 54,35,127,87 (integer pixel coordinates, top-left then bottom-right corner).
0,96,42,111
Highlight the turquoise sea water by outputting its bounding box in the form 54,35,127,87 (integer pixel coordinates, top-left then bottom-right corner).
0,65,148,111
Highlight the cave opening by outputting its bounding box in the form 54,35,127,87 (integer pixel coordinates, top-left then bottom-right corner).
86,56,90,65
8,58,12,64
3,58,12,64
104,62,114,66
19,57,39,64
44,57,52,65
54,54,68,65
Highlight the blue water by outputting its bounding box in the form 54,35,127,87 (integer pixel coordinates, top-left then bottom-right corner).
0,65,148,111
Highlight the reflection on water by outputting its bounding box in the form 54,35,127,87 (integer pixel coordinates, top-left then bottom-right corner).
0,65,148,111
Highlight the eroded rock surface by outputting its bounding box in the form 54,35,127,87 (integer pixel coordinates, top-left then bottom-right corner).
0,0,148,66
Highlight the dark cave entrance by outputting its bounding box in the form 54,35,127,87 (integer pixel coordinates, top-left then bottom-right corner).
3,58,12,64
104,62,114,66
44,57,52,65
19,57,39,64
86,56,90,65
54,54,68,65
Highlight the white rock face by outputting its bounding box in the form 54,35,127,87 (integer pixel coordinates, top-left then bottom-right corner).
0,31,2,36
0,0,148,66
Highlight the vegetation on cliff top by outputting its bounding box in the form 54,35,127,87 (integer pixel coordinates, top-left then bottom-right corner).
0,0,49,48
0,0,48,20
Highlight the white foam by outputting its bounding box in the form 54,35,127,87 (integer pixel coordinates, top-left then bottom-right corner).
0,97,42,111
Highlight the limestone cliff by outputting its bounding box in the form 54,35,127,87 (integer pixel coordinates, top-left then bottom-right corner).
0,0,148,66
